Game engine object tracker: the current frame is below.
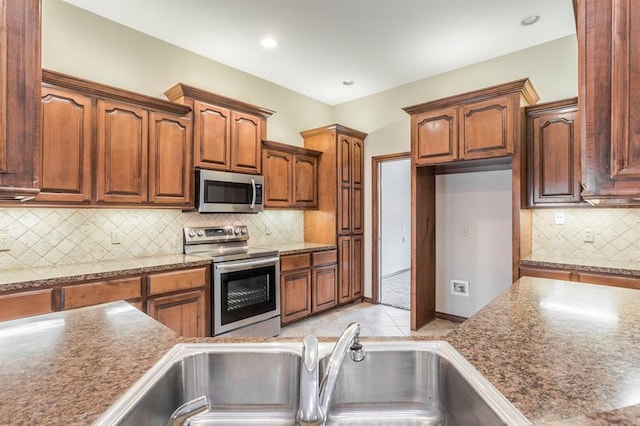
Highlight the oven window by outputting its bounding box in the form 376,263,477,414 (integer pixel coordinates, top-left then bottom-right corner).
220,265,277,325
205,180,252,204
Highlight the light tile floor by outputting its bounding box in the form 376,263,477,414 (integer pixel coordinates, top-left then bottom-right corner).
280,302,459,338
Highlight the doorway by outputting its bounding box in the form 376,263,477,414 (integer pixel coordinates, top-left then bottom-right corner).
372,153,411,310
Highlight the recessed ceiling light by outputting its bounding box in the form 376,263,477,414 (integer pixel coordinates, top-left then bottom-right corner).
520,15,540,26
261,37,277,48
342,79,354,86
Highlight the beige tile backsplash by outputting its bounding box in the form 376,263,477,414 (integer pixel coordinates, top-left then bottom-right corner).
0,208,303,270
532,208,640,261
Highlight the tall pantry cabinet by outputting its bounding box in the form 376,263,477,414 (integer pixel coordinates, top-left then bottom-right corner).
302,124,367,305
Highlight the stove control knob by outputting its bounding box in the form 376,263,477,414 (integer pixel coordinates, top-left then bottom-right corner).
188,230,196,238
240,228,247,235
234,228,241,236
197,230,205,237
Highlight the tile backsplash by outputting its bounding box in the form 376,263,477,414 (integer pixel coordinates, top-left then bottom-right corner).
532,208,640,261
0,208,303,270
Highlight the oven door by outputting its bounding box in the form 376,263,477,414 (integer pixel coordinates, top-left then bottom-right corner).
213,256,280,335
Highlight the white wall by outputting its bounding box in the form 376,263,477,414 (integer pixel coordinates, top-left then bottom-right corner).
380,159,411,276
332,35,578,298
435,170,513,318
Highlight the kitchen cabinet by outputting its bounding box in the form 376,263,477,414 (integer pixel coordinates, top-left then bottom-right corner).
578,0,640,204
38,86,92,203
262,140,321,209
61,276,143,310
404,80,539,166
280,249,338,325
0,0,41,200
0,288,54,322
96,99,149,203
35,70,193,207
146,267,209,337
164,83,274,175
302,124,366,305
519,264,640,290
526,98,582,206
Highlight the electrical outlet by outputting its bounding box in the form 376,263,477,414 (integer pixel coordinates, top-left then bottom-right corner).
450,279,470,297
0,233,11,251
111,230,123,245
265,225,272,235
584,229,595,243
460,225,469,237
554,212,565,225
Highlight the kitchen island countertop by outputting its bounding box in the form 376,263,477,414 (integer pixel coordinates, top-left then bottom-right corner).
1,277,640,424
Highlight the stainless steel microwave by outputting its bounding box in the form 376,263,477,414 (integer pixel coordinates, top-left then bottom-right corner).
197,170,264,213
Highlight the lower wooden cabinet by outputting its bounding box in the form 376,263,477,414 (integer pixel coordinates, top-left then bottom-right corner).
146,267,208,337
338,235,363,305
0,289,54,322
146,290,206,337
280,249,338,325
519,265,640,290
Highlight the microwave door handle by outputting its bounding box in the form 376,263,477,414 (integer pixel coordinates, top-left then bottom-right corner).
215,257,279,273
250,179,257,209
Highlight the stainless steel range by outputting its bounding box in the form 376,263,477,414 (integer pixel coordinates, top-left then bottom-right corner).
184,226,280,337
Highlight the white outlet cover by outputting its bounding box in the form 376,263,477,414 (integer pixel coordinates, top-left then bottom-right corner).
554,212,565,225
450,279,470,297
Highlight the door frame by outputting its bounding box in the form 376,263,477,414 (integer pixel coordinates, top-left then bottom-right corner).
371,152,411,305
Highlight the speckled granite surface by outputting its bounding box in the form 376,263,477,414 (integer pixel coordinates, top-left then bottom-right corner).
520,254,640,277
263,242,336,256
0,254,212,292
2,277,640,425
446,276,640,424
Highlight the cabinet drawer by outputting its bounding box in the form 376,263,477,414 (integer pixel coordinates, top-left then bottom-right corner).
281,253,311,272
577,272,640,290
312,249,337,267
0,289,54,321
147,267,208,296
62,277,142,309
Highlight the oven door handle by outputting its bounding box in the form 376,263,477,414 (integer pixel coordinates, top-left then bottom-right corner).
215,256,279,272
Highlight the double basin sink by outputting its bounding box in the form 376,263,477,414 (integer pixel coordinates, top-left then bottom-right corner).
94,340,529,425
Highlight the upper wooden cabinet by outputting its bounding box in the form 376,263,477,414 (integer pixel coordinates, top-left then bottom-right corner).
526,98,582,206
403,79,539,166
578,0,640,204
0,0,41,200
35,70,193,207
262,140,322,209
165,83,274,175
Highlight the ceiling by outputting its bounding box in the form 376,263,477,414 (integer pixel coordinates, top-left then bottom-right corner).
62,0,576,106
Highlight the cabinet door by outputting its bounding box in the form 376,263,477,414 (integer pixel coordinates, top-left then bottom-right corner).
147,289,206,337
412,107,458,165
313,264,337,313
149,111,192,205
351,138,363,186
0,0,40,195
193,101,230,171
230,111,262,174
96,99,149,203
528,104,581,205
337,236,352,304
38,86,92,203
459,95,514,160
281,269,312,324
350,235,363,300
0,289,54,322
263,148,292,207
293,154,317,208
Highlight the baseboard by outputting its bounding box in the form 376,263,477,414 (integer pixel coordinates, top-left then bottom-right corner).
363,297,374,304
436,311,467,323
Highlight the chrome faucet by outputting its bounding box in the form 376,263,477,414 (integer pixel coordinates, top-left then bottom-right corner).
167,395,210,426
296,322,365,426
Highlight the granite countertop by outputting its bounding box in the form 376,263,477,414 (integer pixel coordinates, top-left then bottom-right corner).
0,254,212,292
2,277,640,424
520,254,640,277
446,276,640,424
263,242,336,256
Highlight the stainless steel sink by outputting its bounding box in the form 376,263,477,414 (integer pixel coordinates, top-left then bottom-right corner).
93,341,529,426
